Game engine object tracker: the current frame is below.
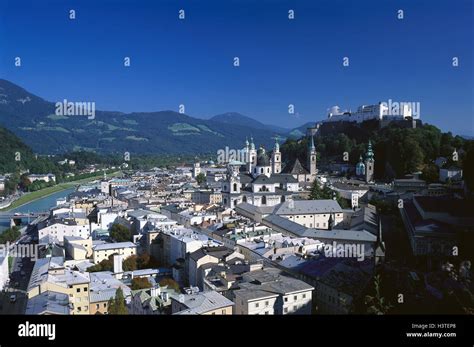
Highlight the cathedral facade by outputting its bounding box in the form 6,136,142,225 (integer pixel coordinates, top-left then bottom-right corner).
221,136,317,208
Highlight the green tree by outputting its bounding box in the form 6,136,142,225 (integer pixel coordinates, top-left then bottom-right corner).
195,172,206,185
122,255,137,271
421,163,439,183
107,288,128,315
309,180,326,200
87,255,114,272
110,223,132,242
365,275,393,315
0,226,20,243
309,181,348,208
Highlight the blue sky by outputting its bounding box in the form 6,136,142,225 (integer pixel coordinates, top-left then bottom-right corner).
0,0,472,134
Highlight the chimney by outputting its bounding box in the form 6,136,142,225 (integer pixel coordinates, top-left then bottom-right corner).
113,254,123,274
150,286,160,298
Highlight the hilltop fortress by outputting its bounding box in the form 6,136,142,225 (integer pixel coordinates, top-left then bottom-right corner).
323,100,419,124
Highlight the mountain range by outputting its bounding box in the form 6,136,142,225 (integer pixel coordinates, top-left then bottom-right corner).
0,79,312,155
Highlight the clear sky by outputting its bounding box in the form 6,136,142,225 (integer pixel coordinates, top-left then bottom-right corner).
0,0,472,134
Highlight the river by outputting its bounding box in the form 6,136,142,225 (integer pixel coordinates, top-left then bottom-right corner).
0,187,76,232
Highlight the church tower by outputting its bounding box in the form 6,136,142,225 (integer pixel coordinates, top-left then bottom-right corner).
307,135,317,178
193,162,201,178
272,138,281,174
222,162,241,208
364,140,375,183
247,136,257,173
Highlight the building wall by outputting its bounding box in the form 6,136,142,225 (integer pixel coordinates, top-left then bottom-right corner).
71,283,90,315
38,223,91,242
283,212,343,229
234,296,278,315
202,306,233,315
279,291,313,314
65,238,93,260
30,281,90,315
0,256,8,291
234,290,312,315
93,246,136,264
90,300,109,315
188,254,219,288
316,282,352,314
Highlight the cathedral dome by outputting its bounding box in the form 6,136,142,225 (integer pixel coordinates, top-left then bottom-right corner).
256,146,270,166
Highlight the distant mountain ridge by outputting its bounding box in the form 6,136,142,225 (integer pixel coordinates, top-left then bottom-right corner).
0,79,310,155
210,112,290,133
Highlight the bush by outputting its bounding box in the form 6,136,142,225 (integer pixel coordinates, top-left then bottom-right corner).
131,277,152,290
159,278,180,292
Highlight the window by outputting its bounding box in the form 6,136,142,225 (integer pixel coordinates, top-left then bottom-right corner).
84,287,87,292
284,297,288,302
302,294,307,299
265,301,269,306
293,305,297,311
255,303,259,308
76,288,80,293
294,295,297,301
96,304,99,309
284,307,288,313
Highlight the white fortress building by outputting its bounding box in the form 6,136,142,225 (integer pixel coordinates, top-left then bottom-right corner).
323,101,414,124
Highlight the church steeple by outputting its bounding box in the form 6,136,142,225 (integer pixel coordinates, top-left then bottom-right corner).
308,135,315,151
247,135,257,173
250,136,255,150
307,135,317,178
272,137,281,174
366,140,374,161
364,140,375,183
274,137,280,152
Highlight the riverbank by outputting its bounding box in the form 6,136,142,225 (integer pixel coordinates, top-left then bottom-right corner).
0,171,120,212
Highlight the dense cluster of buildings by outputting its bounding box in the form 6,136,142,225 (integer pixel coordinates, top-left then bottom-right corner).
1,131,471,316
